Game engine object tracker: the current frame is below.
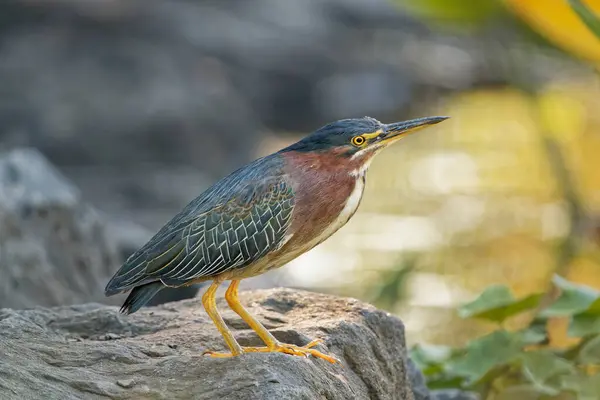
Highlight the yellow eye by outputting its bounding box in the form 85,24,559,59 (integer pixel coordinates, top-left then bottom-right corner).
351,136,365,146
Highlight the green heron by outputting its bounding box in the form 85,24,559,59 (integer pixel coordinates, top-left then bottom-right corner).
105,115,448,363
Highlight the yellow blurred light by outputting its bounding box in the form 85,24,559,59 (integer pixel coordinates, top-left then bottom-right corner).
504,0,600,64
537,88,587,142
444,89,539,146
567,257,600,290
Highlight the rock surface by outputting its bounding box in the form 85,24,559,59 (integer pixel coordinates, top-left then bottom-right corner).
0,288,416,400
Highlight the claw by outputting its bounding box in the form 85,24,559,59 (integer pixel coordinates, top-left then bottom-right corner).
203,350,239,358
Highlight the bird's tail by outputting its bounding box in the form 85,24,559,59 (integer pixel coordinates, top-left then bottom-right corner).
119,282,164,314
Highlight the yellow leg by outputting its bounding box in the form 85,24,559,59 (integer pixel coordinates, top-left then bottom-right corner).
201,280,243,356
206,280,337,363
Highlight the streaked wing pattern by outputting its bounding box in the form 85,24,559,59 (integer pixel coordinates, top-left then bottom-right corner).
160,181,294,285
104,156,295,294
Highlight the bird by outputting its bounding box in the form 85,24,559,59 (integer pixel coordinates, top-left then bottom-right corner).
104,115,448,363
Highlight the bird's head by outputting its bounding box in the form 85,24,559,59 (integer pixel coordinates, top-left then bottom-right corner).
282,116,448,163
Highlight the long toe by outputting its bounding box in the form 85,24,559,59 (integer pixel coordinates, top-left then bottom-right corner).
280,343,339,364
203,342,338,363
269,342,338,363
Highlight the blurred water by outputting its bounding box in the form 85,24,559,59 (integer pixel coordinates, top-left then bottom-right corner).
258,82,600,346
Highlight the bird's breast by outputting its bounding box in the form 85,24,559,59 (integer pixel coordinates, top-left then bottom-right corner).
312,171,365,240
275,152,368,263
223,152,368,279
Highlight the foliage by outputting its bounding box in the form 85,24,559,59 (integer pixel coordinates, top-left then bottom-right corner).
411,275,600,399
568,0,600,40
396,0,600,63
396,0,505,27
371,257,415,311
504,0,600,64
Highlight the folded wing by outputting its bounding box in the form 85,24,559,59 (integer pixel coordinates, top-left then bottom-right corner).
105,158,294,295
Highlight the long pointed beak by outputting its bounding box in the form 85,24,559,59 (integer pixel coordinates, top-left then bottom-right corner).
379,116,449,144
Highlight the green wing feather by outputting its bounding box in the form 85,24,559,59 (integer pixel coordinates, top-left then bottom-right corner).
105,156,294,295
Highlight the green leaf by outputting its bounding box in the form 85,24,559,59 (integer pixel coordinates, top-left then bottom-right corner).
445,330,525,384
578,334,600,364
493,384,549,400
484,293,543,322
563,334,599,361
519,319,549,345
410,344,453,375
371,261,414,310
521,351,575,395
569,314,600,337
584,298,600,314
568,0,600,40
540,275,599,317
458,285,543,323
425,376,466,390
458,285,514,317
568,297,600,337
561,372,600,400
410,344,466,389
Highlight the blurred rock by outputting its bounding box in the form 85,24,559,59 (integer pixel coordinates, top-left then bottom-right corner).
0,288,416,400
0,0,587,313
0,148,123,309
0,0,584,234
63,165,213,234
0,1,263,174
0,0,421,188
0,0,393,234
408,356,432,400
0,148,269,309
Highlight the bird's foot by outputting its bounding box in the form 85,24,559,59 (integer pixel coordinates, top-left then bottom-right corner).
203,339,338,363
245,339,338,363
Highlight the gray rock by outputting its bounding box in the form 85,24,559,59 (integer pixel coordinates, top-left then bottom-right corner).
0,0,585,235
407,356,431,400
0,148,122,309
0,288,416,400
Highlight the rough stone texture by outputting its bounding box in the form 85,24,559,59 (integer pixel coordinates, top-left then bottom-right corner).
408,357,432,400
0,148,124,309
0,288,415,400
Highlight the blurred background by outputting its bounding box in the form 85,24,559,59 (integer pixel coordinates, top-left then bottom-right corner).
1,0,600,360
